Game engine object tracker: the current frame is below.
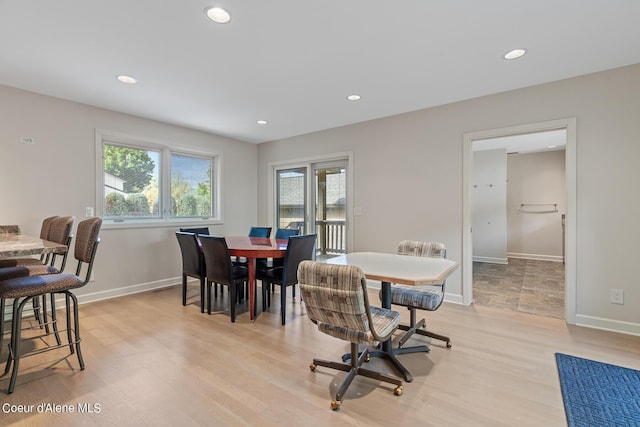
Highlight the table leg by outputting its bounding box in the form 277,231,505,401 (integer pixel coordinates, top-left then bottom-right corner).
248,257,256,321
377,281,414,381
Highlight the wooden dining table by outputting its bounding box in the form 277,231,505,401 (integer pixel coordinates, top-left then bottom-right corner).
225,236,288,320
0,232,67,258
324,252,459,382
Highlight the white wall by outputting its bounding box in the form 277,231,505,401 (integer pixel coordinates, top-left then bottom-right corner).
257,63,640,334
472,149,507,264
507,150,566,260
0,85,258,301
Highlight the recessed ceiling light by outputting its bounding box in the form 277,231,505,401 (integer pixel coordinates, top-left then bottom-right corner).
257,120,268,125
205,6,231,24
547,145,557,149
347,94,361,101
504,49,526,60
116,75,137,84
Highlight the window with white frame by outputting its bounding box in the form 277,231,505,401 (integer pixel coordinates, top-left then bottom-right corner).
96,130,219,223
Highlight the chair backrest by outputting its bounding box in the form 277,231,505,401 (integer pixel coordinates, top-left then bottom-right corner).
48,216,75,271
39,216,59,239
397,240,447,296
48,216,75,245
71,217,102,283
282,234,317,286
275,228,300,240
180,227,210,236
298,261,387,345
397,240,446,259
175,232,205,278
198,235,234,286
249,227,272,238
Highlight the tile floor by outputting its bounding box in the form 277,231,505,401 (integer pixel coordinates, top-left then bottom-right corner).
472,258,565,319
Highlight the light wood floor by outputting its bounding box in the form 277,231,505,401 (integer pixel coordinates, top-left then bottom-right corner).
1,284,639,426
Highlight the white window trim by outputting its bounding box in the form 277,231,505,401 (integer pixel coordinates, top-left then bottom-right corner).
95,129,223,229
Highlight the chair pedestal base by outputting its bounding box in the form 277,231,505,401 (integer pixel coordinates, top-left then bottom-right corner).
397,318,452,349
311,344,403,410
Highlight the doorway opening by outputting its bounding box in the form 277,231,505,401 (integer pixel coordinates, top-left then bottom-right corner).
462,119,577,323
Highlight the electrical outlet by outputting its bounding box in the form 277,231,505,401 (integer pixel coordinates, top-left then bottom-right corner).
20,136,35,144
610,288,624,305
85,207,94,217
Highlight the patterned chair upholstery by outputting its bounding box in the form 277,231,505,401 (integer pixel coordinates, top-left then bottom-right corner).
0,216,74,349
389,240,451,348
298,261,403,410
0,217,102,394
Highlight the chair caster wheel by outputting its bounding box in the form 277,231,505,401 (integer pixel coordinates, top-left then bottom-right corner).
446,341,452,348
331,400,341,410
394,386,404,396
309,363,316,372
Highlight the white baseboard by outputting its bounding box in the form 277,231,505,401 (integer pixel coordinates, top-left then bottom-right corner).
1,277,182,322
472,256,508,264
507,252,564,262
443,293,465,305
575,314,640,337
74,277,180,305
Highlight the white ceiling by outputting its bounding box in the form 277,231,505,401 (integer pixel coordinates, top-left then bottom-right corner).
2,1,640,144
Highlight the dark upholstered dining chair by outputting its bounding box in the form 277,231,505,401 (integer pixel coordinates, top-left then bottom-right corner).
175,232,206,313
257,234,316,325
233,227,272,270
234,226,273,299
179,227,210,236
0,217,102,394
389,240,451,348
199,235,248,322
249,227,271,238
298,261,404,410
256,227,300,274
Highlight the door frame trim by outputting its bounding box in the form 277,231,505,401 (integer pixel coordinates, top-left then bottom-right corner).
462,118,577,324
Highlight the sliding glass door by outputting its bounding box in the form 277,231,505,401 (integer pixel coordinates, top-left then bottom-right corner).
313,163,347,257
274,158,349,259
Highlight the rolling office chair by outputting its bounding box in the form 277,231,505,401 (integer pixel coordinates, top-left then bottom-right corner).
389,240,451,349
298,261,403,410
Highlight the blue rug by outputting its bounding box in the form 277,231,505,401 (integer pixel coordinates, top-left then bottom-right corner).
555,353,640,426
